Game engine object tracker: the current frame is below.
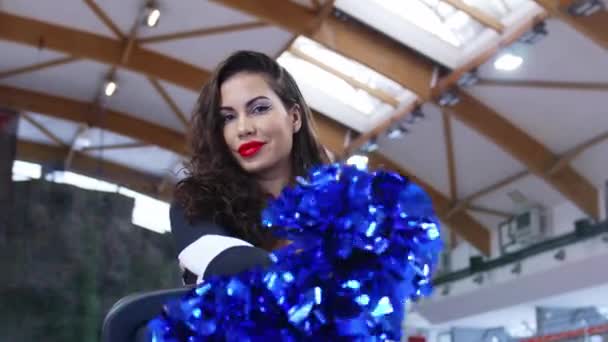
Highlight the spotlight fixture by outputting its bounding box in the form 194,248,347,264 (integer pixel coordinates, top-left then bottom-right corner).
103,78,118,97
386,124,408,139
346,154,369,170
554,249,566,261
408,106,425,124
438,90,460,107
144,1,161,27
568,0,605,17
472,273,484,285
360,138,379,153
519,22,548,45
457,68,479,87
494,52,523,71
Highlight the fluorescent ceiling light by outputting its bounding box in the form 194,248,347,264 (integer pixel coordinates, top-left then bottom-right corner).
494,52,523,71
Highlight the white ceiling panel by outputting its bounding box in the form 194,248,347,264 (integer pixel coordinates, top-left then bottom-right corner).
451,114,525,198
18,117,57,146
467,210,505,232
159,80,198,122
465,86,608,155
20,112,81,145
0,59,107,103
104,68,185,132
472,173,567,212
0,41,67,72
0,0,115,37
571,139,608,187
377,103,451,197
478,19,608,83
84,128,138,148
143,26,293,71
84,145,179,177
96,0,257,39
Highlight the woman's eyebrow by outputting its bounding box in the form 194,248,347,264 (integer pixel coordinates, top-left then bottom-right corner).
220,96,270,112
245,96,270,107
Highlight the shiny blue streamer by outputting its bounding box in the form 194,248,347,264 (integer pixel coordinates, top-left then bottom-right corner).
147,163,443,341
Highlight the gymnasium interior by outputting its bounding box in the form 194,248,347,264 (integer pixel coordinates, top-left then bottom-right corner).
1,0,607,341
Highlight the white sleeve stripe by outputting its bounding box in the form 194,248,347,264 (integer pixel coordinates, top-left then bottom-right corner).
177,234,252,281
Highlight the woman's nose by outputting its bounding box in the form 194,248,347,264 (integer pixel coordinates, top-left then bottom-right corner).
236,115,255,138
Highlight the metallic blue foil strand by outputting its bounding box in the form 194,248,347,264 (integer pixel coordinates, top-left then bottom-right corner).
147,163,442,341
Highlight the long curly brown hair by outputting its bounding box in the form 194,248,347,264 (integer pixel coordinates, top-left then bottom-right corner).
174,51,330,251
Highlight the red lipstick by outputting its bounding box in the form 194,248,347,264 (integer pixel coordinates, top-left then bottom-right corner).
238,141,266,158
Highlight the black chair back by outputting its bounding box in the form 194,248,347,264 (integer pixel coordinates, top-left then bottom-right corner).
102,287,192,342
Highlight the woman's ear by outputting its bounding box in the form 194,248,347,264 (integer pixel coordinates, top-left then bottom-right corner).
290,104,303,133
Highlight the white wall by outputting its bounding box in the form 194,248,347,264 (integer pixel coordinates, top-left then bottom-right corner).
416,184,608,326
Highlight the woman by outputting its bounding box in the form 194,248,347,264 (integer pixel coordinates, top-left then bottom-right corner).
171,50,330,285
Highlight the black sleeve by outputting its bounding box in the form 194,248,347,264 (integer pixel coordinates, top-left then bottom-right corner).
170,203,272,284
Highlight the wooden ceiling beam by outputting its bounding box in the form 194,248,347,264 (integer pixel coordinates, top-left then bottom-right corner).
214,0,436,99
467,205,513,219
2,81,489,252
450,91,599,219
432,12,548,97
447,125,608,217
535,0,608,50
478,78,608,91
17,140,168,201
288,47,400,107
547,130,608,176
0,12,208,91
446,170,529,219
21,112,67,147
232,0,596,223
83,0,125,40
442,0,505,33
138,22,269,44
311,0,322,11
148,77,189,128
81,142,149,152
0,85,186,154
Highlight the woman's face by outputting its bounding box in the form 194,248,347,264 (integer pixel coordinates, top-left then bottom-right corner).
220,72,301,177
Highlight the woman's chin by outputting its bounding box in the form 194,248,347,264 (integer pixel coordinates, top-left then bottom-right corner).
238,158,271,174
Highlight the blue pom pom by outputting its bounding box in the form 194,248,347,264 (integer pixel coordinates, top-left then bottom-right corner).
148,163,443,341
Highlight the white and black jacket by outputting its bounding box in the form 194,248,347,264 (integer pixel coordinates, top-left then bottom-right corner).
170,203,272,285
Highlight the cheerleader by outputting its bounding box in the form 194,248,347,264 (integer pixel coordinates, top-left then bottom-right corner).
171,51,330,284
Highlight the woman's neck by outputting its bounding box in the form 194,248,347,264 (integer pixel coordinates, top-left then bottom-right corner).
256,161,292,197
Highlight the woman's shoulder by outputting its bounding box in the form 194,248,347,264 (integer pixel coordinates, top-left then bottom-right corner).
169,201,270,283
170,201,235,253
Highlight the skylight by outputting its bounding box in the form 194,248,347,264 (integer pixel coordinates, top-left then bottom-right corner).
277,36,412,118
291,37,408,100
374,0,484,47
462,0,532,18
